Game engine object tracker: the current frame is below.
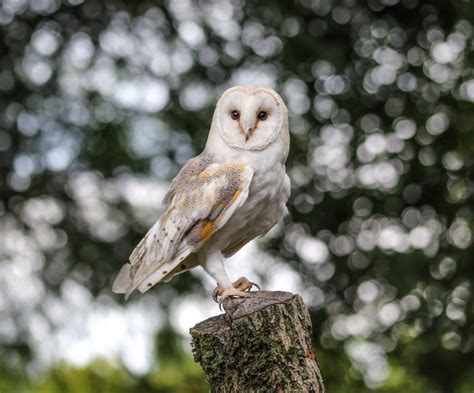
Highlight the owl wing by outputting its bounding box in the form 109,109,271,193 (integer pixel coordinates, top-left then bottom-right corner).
112,154,253,299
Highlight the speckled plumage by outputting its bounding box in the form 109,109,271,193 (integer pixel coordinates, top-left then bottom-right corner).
113,86,290,299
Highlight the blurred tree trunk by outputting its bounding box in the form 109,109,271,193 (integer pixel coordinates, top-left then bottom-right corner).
190,291,325,392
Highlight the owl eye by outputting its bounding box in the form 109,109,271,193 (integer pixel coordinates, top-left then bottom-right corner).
230,110,240,120
257,111,268,121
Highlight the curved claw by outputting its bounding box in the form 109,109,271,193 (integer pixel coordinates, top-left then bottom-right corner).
248,281,261,291
212,286,222,303
212,278,260,306
232,277,261,292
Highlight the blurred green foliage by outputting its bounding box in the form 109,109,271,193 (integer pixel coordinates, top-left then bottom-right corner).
1,0,474,391
33,358,206,393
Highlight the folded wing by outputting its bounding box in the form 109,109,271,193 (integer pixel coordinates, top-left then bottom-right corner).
112,154,253,299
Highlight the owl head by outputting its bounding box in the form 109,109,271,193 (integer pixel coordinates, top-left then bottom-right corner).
209,85,289,151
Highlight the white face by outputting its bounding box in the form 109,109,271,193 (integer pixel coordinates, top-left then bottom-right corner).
216,87,286,150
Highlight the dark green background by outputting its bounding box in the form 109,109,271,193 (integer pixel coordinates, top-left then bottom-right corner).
1,0,473,391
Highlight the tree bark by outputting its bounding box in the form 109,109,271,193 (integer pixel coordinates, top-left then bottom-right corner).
190,291,325,392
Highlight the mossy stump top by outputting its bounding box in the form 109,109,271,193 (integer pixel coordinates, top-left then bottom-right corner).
190,291,325,392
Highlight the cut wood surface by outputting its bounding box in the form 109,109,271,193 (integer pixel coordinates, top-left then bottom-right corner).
190,291,325,392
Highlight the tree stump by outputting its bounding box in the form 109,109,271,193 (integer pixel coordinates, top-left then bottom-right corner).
190,291,325,392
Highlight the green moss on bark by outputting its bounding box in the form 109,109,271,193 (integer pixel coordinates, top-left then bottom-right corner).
190,291,325,393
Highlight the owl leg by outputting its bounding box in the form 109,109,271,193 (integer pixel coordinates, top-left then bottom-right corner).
201,248,250,303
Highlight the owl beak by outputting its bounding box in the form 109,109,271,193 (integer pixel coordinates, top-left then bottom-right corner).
242,115,256,142
245,126,255,141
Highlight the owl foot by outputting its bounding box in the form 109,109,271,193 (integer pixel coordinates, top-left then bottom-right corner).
212,277,261,304
232,277,261,292
212,286,250,309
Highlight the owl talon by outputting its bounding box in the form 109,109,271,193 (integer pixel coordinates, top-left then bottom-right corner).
212,287,221,303
251,281,261,291
232,277,261,292
212,277,260,305
212,285,250,306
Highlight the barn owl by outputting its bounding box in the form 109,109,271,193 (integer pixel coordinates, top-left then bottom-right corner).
113,85,290,302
